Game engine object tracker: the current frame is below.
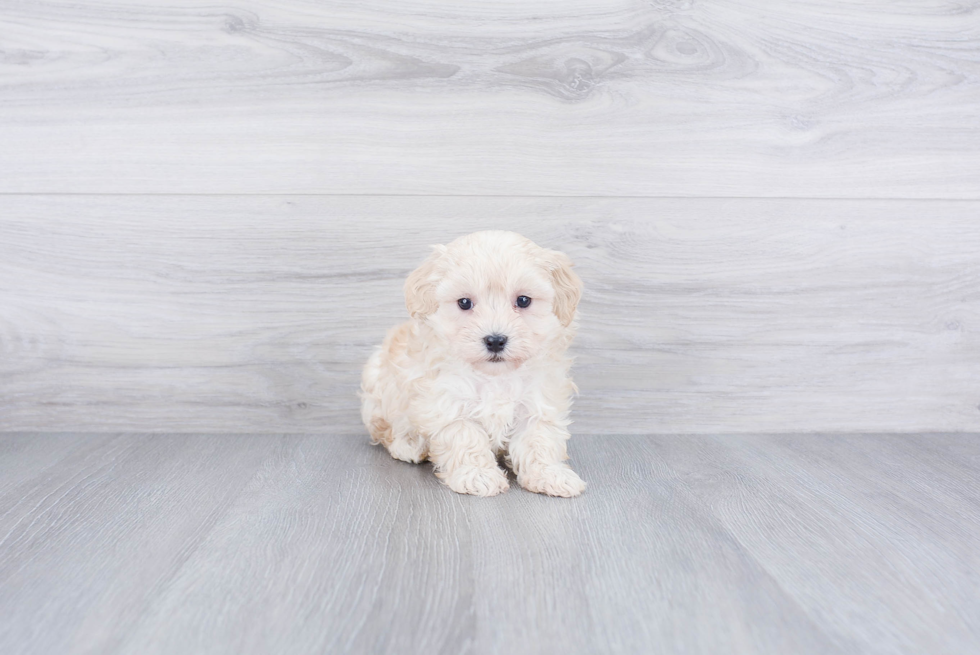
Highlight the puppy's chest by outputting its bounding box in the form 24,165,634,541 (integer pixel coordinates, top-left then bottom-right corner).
467,376,527,443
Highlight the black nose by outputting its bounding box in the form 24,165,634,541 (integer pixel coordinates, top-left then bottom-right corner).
483,334,508,353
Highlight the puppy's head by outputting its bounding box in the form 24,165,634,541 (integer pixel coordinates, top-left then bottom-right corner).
405,231,582,373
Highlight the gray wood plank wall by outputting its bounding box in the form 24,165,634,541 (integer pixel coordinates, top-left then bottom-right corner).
1,1,978,433
2,1,979,196
2,197,978,432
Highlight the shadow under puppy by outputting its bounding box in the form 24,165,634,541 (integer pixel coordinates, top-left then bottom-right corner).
360,231,586,497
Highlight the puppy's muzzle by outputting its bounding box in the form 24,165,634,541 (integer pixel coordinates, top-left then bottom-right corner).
483,334,508,353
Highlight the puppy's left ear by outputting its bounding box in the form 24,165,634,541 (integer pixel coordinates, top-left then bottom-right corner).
404,245,446,319
543,249,583,327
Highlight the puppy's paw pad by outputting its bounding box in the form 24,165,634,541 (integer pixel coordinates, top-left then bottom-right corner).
519,465,586,498
445,465,509,497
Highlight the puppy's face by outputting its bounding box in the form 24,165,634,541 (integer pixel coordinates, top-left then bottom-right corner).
405,231,582,374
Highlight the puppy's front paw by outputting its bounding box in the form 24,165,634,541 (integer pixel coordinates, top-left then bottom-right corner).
444,465,510,497
519,465,586,498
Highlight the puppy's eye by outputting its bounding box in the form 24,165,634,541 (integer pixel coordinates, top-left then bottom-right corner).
516,296,531,308
457,298,473,310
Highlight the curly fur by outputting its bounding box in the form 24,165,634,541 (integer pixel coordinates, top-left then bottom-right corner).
360,231,586,497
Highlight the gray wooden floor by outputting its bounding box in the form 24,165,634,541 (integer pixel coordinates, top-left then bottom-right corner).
1,433,978,655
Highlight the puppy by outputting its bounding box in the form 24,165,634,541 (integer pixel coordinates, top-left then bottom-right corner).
360,231,586,497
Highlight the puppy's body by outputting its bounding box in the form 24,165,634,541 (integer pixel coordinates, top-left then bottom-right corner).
360,231,585,497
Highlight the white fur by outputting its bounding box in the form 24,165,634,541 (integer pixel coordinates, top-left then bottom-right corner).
360,231,586,497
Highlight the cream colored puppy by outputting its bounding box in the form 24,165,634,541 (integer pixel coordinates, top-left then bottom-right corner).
360,231,586,497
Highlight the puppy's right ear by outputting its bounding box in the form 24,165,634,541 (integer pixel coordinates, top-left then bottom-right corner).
404,245,446,319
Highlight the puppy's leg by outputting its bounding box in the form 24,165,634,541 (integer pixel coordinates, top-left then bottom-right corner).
386,419,428,464
361,338,428,464
508,421,586,497
366,405,428,464
428,421,509,497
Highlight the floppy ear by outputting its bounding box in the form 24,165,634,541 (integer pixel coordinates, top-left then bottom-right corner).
544,249,583,327
404,245,445,319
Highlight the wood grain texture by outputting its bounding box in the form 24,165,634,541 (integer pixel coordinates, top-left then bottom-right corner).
1,433,978,655
1,1,979,196
2,195,979,434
